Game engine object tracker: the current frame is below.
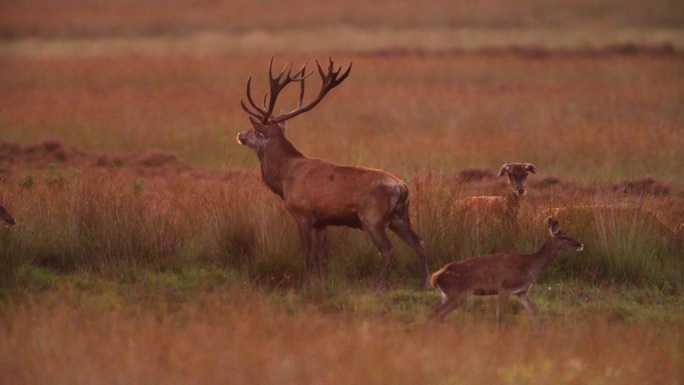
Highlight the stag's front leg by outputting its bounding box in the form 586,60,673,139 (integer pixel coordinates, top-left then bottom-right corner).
313,227,328,281
389,215,430,290
294,219,314,291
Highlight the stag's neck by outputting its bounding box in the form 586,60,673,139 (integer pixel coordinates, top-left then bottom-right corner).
258,136,304,198
528,238,561,278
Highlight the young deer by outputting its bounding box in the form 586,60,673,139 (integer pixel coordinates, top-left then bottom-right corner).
236,58,430,292
0,203,15,228
456,163,537,224
429,217,583,334
454,163,537,252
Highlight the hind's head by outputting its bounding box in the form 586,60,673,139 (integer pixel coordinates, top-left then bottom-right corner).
546,217,583,252
498,163,537,196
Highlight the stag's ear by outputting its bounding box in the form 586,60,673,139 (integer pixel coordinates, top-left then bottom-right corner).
547,217,560,235
498,164,510,176
525,163,538,174
249,116,269,134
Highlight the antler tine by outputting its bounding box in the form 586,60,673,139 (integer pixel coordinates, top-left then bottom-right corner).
263,60,316,122
240,98,263,119
240,57,351,124
241,75,268,119
261,59,304,122
271,58,352,124
324,56,352,88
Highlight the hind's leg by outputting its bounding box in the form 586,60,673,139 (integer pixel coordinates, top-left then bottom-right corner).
429,292,467,322
517,293,541,335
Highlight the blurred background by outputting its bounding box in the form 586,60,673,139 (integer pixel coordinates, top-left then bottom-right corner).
1,0,682,56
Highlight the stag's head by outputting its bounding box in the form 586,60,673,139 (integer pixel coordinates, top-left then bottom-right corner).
546,217,584,252
236,117,287,152
237,57,352,153
498,163,537,196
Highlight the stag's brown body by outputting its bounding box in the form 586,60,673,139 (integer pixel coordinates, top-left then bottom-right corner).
429,218,583,334
237,58,429,292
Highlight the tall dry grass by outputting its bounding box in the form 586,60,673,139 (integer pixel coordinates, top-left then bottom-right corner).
0,163,681,294
0,287,681,385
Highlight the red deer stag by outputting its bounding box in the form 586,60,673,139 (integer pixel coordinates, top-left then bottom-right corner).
429,217,583,334
236,58,430,292
0,203,15,228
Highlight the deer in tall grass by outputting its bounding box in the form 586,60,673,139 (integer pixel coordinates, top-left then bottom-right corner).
456,163,537,224
429,217,583,334
236,58,430,292
0,203,15,228
454,163,537,252
539,204,682,252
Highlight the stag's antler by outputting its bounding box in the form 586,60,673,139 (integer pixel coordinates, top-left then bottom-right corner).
241,57,352,124
241,58,310,123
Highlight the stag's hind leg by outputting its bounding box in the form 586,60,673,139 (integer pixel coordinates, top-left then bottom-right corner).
389,212,430,290
363,221,396,294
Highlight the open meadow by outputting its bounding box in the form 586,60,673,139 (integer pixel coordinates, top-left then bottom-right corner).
1,1,683,384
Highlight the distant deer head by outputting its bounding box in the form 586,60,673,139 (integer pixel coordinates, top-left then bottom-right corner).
0,178,15,229
498,162,537,197
0,203,15,228
429,217,583,334
237,58,430,292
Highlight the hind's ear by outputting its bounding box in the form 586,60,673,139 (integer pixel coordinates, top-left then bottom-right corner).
498,164,510,176
547,217,560,235
525,163,537,174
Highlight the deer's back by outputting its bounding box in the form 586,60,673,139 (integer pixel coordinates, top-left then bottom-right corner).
282,158,407,227
436,253,533,295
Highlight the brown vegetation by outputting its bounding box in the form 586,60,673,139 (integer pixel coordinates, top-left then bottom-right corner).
0,287,680,385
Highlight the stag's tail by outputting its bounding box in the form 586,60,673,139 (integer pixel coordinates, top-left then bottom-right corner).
430,265,449,289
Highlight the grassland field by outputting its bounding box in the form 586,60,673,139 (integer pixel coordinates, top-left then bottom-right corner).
1,1,684,384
